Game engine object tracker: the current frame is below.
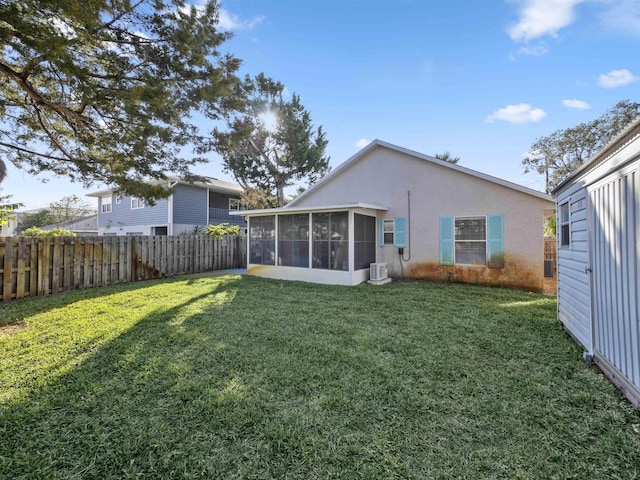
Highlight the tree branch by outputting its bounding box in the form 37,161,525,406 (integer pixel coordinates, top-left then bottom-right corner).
0,141,71,162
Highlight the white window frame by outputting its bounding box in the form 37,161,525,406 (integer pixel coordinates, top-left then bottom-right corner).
383,219,394,245
101,195,112,214
559,202,570,248
131,197,145,210
115,194,122,204
454,216,487,266
229,198,241,210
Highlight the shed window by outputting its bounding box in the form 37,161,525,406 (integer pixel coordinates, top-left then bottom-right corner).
250,216,275,265
278,214,309,268
101,195,112,213
312,212,348,271
560,203,570,247
455,217,486,265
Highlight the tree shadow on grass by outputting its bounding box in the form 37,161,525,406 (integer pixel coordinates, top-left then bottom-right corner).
0,273,246,328
0,275,268,479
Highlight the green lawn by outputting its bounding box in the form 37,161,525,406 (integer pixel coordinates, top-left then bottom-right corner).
1,275,639,479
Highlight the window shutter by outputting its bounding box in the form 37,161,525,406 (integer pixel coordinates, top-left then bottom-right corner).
487,214,504,268
440,216,454,265
377,218,384,247
394,217,407,248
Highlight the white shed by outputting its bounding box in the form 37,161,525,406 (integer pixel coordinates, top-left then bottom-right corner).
553,117,640,407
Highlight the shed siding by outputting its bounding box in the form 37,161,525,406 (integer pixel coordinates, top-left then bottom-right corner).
590,164,640,390
556,186,592,350
173,184,208,225
98,194,168,230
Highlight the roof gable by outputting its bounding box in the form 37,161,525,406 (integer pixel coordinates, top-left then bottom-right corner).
287,140,551,207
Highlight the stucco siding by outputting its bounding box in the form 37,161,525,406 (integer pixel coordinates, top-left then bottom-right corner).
173,184,208,225
98,194,168,231
293,147,553,290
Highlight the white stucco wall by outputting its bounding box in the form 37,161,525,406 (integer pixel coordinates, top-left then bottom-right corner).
292,146,554,291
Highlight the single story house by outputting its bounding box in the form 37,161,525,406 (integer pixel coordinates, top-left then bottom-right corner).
41,214,98,236
236,140,554,290
552,116,640,407
87,176,245,236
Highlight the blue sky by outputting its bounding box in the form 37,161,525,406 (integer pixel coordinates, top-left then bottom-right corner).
4,0,640,209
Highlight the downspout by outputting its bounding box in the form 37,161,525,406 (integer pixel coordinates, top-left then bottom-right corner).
167,180,178,235
401,190,411,262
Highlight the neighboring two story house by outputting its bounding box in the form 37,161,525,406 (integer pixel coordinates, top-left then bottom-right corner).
87,177,245,236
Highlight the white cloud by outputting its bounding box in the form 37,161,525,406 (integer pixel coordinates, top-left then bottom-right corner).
218,9,264,31
598,69,639,88
486,104,547,124
599,0,640,36
514,43,549,56
508,0,585,41
355,139,371,149
562,99,591,110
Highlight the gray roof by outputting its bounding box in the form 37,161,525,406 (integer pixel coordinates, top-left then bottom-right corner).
86,176,242,198
40,214,98,232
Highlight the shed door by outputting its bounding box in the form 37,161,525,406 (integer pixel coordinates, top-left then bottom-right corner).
588,164,640,392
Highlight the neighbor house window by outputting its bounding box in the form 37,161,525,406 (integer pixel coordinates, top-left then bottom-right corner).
455,217,486,265
131,197,145,209
312,211,348,271
229,198,241,210
383,219,394,245
115,194,122,204
101,195,112,213
250,216,275,265
560,202,570,247
278,214,309,267
354,214,376,270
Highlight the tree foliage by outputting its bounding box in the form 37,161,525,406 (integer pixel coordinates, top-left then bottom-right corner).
523,100,640,192
241,187,278,210
434,151,460,164
207,222,240,238
48,195,95,223
0,0,242,200
21,226,76,237
213,73,330,207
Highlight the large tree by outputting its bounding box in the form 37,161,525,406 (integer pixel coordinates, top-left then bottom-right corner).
0,0,242,201
523,100,640,193
48,195,95,223
213,73,330,207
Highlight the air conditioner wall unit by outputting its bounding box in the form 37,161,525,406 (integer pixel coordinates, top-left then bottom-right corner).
369,262,388,281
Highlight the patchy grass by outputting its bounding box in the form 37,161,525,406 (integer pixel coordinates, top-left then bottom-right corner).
1,276,639,479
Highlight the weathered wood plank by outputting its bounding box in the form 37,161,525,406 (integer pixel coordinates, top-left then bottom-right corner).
2,237,14,301
29,237,38,297
51,237,61,294
16,237,26,299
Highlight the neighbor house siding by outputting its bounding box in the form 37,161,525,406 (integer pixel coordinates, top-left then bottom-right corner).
98,194,168,230
290,146,553,291
556,186,592,351
173,184,208,225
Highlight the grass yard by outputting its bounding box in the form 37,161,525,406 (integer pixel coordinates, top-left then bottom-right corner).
1,275,639,479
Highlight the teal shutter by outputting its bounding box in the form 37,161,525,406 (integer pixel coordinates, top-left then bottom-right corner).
487,214,504,268
394,217,407,248
378,218,384,247
440,216,454,265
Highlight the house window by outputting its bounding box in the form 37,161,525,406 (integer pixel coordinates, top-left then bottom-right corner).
455,217,486,265
101,195,112,213
249,215,275,265
229,198,241,211
354,214,376,270
131,197,145,209
312,211,348,271
152,226,168,236
560,202,570,247
126,232,143,236
278,214,309,267
115,194,122,204
383,219,394,244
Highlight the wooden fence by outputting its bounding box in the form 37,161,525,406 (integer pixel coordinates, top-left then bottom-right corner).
0,235,246,302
